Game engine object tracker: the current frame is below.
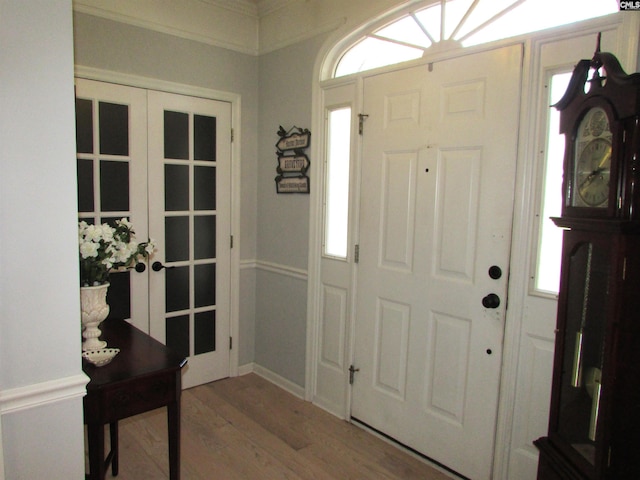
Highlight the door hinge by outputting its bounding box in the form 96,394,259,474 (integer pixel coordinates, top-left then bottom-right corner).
358,114,369,135
354,244,360,263
349,365,360,385
230,235,234,249
230,337,233,349
231,128,234,142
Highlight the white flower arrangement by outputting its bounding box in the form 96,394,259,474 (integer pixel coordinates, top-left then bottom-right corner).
79,218,155,286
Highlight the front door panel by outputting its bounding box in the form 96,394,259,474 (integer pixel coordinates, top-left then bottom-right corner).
352,45,522,480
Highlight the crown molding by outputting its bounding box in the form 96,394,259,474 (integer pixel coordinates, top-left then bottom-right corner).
199,0,259,18
73,0,260,55
256,0,294,16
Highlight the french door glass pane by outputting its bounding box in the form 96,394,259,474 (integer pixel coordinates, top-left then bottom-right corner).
194,215,216,259
164,111,189,160
166,266,189,312
194,166,216,210
77,159,94,212
194,264,216,308
165,164,189,211
166,315,190,359
165,216,189,262
100,160,129,212
195,311,216,354
106,271,131,319
194,115,216,161
99,102,129,156
75,98,93,154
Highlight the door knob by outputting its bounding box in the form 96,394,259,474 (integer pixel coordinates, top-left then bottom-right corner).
152,261,175,272
482,293,500,309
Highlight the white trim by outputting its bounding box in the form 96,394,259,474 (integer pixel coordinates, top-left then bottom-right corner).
252,363,306,399
255,260,308,280
200,0,259,18
75,66,241,104
74,65,242,379
237,362,255,376
241,259,308,280
0,374,88,415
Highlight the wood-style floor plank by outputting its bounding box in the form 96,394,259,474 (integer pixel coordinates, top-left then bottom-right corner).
87,373,456,479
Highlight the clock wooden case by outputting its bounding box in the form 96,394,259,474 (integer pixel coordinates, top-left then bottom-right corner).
535,41,640,480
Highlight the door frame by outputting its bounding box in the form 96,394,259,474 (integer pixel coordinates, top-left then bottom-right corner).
306,12,638,480
75,65,242,378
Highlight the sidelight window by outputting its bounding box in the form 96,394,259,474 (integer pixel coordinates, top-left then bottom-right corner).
534,71,572,294
324,107,352,259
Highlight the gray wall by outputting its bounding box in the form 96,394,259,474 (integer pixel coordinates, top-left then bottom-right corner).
73,12,259,367
254,34,329,387
73,12,331,387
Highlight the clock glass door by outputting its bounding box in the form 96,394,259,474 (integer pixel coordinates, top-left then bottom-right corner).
555,239,609,465
571,107,612,209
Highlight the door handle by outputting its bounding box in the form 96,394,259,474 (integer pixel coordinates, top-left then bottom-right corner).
152,261,175,272
129,263,146,273
482,293,500,309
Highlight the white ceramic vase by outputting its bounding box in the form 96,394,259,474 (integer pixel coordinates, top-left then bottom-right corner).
80,283,110,351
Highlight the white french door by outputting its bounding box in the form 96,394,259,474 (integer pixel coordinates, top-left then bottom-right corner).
75,79,231,388
75,80,149,329
351,45,522,480
148,91,231,389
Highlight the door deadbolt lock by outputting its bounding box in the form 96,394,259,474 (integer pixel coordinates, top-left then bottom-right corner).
488,265,502,279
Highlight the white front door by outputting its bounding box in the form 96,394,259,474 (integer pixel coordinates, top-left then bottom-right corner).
75,80,232,389
351,45,522,480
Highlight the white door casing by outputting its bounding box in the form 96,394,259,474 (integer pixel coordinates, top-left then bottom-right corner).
351,45,522,480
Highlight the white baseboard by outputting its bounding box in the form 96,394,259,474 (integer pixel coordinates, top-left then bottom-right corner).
237,362,254,376
0,373,88,415
238,362,305,400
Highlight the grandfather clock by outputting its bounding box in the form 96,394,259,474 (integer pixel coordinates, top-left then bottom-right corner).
535,37,640,479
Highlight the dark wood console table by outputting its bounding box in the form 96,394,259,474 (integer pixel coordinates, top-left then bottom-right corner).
82,318,187,480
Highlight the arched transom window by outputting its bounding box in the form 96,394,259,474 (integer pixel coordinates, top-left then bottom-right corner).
335,0,619,77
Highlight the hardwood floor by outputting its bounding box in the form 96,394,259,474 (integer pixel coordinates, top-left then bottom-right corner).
92,373,457,479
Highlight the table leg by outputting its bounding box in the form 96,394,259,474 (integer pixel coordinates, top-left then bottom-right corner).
167,398,181,480
86,422,105,480
109,422,119,476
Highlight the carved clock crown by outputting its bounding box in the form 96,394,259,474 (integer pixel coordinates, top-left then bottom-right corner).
554,33,640,223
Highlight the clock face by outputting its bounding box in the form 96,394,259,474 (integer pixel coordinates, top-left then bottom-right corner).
571,107,613,208
576,138,612,207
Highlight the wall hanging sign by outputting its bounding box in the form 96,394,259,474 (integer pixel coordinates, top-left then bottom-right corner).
275,174,310,193
275,126,310,194
275,126,311,151
277,151,310,174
